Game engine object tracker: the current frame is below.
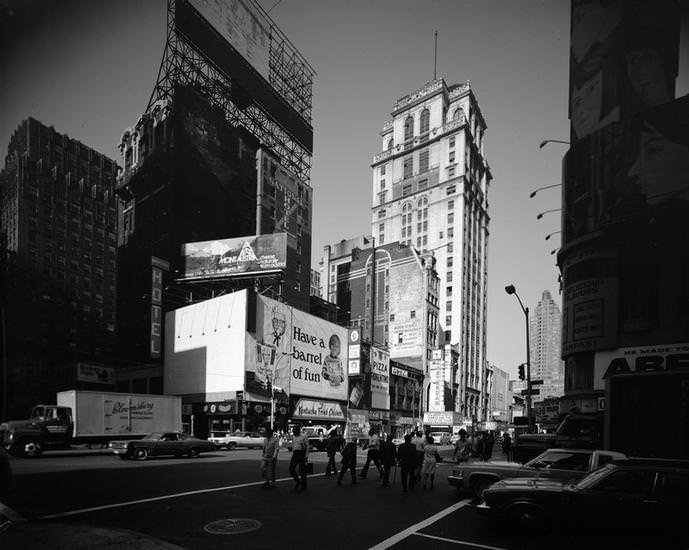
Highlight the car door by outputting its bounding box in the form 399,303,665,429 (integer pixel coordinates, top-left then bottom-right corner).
588,468,657,526
157,433,180,456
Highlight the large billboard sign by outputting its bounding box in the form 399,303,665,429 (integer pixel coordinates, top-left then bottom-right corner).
188,0,270,82
249,295,349,402
182,233,287,280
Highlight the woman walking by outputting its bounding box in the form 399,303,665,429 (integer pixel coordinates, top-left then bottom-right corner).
421,434,439,489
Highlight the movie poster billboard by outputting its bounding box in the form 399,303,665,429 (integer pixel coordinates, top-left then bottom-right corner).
182,234,287,279
370,347,390,410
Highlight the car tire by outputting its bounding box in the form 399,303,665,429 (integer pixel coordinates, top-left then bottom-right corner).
507,503,543,528
227,442,237,450
133,447,149,461
188,448,200,458
470,476,496,499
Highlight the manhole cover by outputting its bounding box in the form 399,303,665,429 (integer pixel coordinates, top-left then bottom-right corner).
204,518,262,535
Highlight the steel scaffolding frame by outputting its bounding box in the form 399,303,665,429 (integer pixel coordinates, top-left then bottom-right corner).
147,0,314,184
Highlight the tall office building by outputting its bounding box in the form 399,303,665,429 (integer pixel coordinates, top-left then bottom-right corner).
0,118,118,415
370,79,491,422
530,290,564,398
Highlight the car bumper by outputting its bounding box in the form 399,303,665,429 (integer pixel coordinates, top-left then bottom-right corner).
474,502,500,517
447,475,464,488
110,448,129,456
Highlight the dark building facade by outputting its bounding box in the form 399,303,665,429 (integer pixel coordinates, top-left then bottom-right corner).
0,118,118,416
116,85,312,365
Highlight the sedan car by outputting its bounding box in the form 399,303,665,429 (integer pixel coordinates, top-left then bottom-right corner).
476,458,689,535
110,432,216,460
448,448,626,498
208,431,265,450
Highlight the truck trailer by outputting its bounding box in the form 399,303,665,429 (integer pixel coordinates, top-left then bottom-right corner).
0,390,182,457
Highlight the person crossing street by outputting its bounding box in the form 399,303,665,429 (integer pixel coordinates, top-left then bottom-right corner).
359,428,383,479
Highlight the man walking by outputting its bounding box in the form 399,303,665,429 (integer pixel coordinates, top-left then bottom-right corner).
397,434,417,493
337,437,358,486
325,431,341,476
360,428,382,479
289,426,309,492
411,430,426,482
379,434,397,487
453,429,470,463
261,427,279,488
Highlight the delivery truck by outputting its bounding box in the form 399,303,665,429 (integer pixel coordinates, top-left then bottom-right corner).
0,390,182,457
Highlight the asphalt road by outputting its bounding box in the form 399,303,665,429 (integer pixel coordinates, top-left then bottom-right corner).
3,447,687,550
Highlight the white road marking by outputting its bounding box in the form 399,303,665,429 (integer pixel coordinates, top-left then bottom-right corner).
413,532,509,550
367,498,473,550
39,474,322,520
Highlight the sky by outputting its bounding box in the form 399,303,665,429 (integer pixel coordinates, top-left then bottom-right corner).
1,0,688,380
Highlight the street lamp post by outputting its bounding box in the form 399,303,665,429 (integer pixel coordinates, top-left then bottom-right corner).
536,208,560,220
538,139,570,149
529,183,562,198
505,284,534,433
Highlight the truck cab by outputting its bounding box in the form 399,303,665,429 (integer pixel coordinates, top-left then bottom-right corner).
29,405,74,444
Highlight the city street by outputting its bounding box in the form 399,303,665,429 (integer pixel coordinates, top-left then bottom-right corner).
4,447,686,550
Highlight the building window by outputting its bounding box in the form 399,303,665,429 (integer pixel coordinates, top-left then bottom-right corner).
447,271,453,282
410,310,416,319
449,136,455,148
447,286,452,296
447,185,456,195
418,179,428,190
379,223,385,232
447,256,453,267
378,209,386,218
449,150,455,163
404,116,414,141
448,212,454,224
379,234,385,244
445,316,452,325
417,237,421,248
402,184,412,196
403,157,413,179
381,164,386,176
448,166,456,177
390,314,395,322
380,179,386,189
446,301,452,311
419,149,429,172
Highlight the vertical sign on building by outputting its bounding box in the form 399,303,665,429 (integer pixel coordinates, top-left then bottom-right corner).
348,329,361,375
150,256,170,358
370,346,390,410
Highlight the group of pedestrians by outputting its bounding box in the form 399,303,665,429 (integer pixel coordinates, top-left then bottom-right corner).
452,429,512,462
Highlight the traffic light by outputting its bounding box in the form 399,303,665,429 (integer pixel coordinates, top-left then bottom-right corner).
518,363,525,381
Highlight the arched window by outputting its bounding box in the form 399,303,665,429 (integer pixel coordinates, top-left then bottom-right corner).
452,108,462,121
387,138,393,150
404,116,414,141
420,109,430,134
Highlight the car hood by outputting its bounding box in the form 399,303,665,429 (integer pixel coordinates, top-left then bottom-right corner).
1,420,40,432
489,477,567,493
515,433,556,444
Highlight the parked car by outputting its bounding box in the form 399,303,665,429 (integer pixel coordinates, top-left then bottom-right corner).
0,447,12,498
448,448,626,498
110,432,215,460
476,458,689,536
207,431,264,450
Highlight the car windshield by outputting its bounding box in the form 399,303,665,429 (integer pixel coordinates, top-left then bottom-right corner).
526,450,590,470
574,464,616,489
145,432,164,440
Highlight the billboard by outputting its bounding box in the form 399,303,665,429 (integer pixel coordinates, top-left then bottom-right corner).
182,233,287,279
188,0,270,81
250,295,349,402
389,319,423,358
370,347,390,410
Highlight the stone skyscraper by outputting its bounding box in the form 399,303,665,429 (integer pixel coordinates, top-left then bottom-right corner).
530,290,564,399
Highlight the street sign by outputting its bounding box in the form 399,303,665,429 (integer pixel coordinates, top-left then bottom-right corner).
521,389,541,396
531,379,544,385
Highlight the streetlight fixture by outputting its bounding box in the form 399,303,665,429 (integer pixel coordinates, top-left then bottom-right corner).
550,248,560,256
539,139,570,149
505,284,534,433
545,231,561,241
529,183,562,198
536,208,560,220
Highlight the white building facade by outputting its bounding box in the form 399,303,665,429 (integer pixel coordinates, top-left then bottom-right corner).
530,290,565,399
370,79,491,422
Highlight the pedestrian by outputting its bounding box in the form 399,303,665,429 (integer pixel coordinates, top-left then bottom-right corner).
260,427,279,488
337,437,358,486
501,432,512,461
483,432,495,461
421,435,439,489
397,434,416,493
379,435,397,487
477,432,487,460
453,429,470,463
289,426,309,492
411,430,425,482
360,428,382,479
325,431,341,476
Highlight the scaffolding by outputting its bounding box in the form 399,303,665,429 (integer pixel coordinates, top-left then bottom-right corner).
147,0,315,184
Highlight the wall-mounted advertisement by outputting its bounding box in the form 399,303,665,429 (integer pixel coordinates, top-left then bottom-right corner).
370,347,390,410
292,398,345,422
76,364,115,385
593,343,689,391
182,233,287,280
562,247,619,356
290,308,348,401
390,319,422,358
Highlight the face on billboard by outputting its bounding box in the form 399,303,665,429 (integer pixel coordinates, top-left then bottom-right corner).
626,49,670,108
572,72,603,140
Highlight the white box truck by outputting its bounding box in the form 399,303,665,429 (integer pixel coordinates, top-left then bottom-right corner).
0,390,182,457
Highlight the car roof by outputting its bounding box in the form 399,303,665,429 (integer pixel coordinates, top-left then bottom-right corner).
612,457,689,470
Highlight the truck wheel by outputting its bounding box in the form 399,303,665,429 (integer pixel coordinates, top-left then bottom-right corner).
471,476,496,499
227,442,237,450
21,439,43,458
133,447,149,461
188,448,200,458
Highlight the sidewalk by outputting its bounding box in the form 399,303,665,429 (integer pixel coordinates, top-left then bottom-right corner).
1,503,186,550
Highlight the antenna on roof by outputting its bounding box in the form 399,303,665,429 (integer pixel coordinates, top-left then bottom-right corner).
434,30,438,80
